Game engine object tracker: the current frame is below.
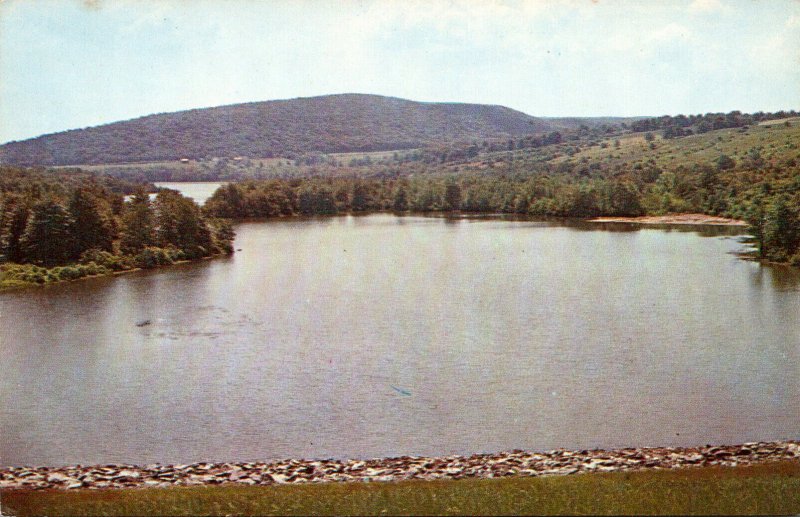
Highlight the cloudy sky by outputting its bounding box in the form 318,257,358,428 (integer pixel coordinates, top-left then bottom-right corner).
1,0,798,143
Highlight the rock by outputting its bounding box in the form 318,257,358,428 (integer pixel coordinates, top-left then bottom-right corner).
46,473,71,483
271,474,289,484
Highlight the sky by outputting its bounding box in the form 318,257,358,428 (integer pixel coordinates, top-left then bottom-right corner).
0,0,798,143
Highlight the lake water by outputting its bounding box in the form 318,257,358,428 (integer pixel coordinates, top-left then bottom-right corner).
2,214,799,467
126,182,225,205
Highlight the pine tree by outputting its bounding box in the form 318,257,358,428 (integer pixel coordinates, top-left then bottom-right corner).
392,186,409,212
19,199,75,265
443,181,462,211
0,196,30,263
120,189,155,254
68,188,115,258
764,196,800,260
351,182,370,211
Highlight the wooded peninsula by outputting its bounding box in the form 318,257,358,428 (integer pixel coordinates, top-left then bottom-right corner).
0,168,233,289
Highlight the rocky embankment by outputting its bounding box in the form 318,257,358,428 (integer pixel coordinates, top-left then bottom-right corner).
2,441,797,491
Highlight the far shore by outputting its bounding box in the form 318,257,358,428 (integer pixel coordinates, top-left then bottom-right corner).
589,213,748,226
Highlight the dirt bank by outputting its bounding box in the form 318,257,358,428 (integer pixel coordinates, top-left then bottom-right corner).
589,213,748,226
1,441,796,491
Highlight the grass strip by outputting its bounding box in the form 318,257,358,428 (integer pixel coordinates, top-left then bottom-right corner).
2,461,799,516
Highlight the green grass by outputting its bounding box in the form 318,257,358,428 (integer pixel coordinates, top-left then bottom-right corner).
3,461,799,516
550,122,800,171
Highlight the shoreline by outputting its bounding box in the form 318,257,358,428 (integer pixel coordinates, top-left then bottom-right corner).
0,253,230,293
589,213,748,226
2,440,797,491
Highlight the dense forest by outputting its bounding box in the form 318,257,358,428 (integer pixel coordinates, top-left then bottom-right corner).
203,175,644,219
0,167,234,289
0,166,152,195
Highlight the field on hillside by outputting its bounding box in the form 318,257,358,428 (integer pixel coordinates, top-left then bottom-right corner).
548,121,800,171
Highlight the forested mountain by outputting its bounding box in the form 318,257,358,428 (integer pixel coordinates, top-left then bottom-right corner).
0,94,576,166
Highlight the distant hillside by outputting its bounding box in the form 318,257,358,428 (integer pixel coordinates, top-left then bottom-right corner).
0,94,571,166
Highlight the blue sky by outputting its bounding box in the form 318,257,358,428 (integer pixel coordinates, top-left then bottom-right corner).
1,0,798,143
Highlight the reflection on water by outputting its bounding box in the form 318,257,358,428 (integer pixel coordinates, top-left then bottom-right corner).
1,214,799,467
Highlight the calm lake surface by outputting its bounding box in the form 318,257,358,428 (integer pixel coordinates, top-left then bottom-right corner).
2,214,800,467
154,182,226,204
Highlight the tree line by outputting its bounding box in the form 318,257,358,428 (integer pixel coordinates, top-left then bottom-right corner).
202,156,800,266
629,110,798,138
203,175,646,221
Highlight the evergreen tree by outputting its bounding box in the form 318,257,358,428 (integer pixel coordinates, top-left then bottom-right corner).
154,190,213,257
120,189,155,254
19,199,75,265
764,196,800,260
443,181,462,211
746,197,767,258
351,183,370,211
68,188,115,257
392,185,409,212
297,185,337,215
0,196,30,263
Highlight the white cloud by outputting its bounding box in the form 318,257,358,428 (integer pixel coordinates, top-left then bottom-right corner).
688,0,724,14
650,22,695,42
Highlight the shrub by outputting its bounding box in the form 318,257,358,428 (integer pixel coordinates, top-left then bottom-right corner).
0,261,115,289
180,246,206,260
80,249,132,271
82,262,108,276
134,247,177,269
58,266,83,280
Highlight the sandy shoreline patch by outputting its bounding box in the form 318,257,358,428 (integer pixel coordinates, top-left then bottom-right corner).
2,441,796,491
589,213,748,226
